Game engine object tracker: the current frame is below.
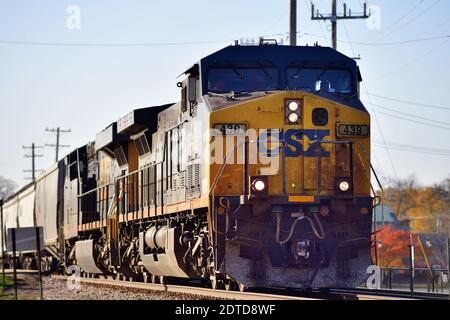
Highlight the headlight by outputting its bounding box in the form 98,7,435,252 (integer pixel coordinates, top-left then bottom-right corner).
287,112,299,124
288,101,300,112
250,176,268,194
285,99,301,125
339,181,350,192
254,180,266,192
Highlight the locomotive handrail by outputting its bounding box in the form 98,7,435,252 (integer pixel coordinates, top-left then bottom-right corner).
353,142,385,231
209,138,258,197
115,161,163,181
317,140,385,243
77,182,115,198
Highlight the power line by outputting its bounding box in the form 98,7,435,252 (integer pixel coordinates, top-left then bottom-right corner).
45,127,71,163
339,5,357,57
374,0,441,43
369,102,450,126
373,143,450,157
373,37,450,81
302,32,450,46
374,140,450,154
0,39,232,47
375,110,450,131
363,81,399,180
370,0,424,42
416,15,450,37
1,32,449,48
329,3,393,180
263,8,289,34
23,143,44,181
362,92,450,111
310,0,369,49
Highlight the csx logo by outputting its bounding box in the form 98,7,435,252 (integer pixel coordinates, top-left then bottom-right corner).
258,129,330,158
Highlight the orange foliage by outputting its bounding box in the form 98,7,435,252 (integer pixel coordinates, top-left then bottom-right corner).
372,225,430,268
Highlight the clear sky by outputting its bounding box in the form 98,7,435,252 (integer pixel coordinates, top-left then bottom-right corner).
0,0,449,189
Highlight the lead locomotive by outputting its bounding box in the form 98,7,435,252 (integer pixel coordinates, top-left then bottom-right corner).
1,42,377,291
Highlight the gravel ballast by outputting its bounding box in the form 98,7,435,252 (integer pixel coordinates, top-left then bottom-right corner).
43,277,213,300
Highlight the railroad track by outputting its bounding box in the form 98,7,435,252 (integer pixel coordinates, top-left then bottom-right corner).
3,269,42,274
6,270,446,300
328,288,449,300
50,275,319,300
50,274,447,300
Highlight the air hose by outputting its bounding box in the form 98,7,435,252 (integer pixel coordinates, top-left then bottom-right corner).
276,212,325,245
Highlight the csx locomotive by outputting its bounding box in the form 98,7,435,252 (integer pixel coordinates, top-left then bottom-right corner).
1,43,376,290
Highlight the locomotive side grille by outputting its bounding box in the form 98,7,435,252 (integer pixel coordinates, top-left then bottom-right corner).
187,164,193,188
179,172,185,189
186,164,201,199
193,163,200,187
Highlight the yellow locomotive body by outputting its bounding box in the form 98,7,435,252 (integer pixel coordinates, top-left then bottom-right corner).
208,91,373,288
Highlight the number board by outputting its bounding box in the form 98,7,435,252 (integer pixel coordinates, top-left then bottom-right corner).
213,124,247,136
337,124,370,137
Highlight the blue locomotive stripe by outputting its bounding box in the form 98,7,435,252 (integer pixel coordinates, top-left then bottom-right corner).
258,129,331,158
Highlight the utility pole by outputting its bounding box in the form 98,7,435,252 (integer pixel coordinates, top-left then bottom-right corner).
311,1,369,50
1,199,5,294
46,127,71,163
289,0,297,46
23,143,44,181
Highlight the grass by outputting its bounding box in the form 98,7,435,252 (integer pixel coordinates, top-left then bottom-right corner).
0,275,15,300
0,274,40,300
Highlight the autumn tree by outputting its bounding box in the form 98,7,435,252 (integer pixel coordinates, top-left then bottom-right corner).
374,226,434,268
408,187,447,234
383,176,420,227
431,177,450,235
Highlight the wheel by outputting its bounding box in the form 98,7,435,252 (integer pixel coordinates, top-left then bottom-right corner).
210,276,223,290
238,282,247,292
224,279,234,291
211,278,219,290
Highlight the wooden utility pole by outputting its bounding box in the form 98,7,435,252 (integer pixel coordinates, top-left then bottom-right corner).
23,143,44,181
311,1,369,50
46,127,71,162
331,0,337,50
289,0,297,46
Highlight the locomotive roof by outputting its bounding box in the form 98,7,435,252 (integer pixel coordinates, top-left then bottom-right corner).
195,45,366,112
199,44,357,68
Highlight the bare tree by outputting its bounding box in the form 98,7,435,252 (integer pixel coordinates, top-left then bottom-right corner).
0,175,18,200
384,175,420,225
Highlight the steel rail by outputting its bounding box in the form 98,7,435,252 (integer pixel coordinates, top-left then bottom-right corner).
50,275,319,300
50,274,447,300
4,271,446,300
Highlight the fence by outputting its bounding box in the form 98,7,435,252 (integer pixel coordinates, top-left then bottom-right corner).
377,266,449,294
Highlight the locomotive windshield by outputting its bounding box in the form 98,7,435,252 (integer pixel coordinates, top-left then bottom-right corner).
207,67,279,93
287,68,353,94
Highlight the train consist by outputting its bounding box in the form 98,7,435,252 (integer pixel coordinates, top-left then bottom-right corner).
1,43,378,290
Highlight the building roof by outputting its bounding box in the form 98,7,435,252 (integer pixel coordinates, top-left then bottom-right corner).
374,205,398,224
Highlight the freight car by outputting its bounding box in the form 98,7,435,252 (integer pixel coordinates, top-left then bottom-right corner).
1,42,381,291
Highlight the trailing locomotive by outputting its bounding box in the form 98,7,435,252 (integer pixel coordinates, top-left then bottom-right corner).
1,43,379,291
